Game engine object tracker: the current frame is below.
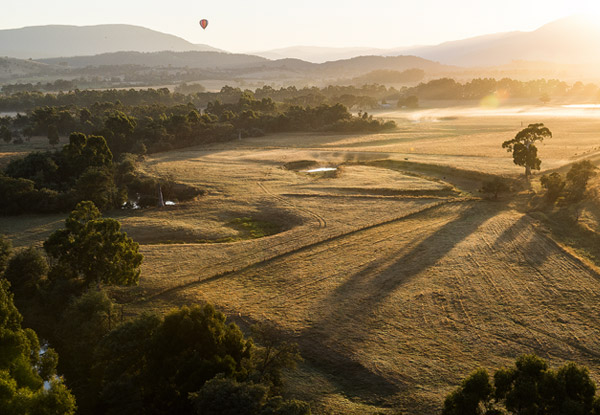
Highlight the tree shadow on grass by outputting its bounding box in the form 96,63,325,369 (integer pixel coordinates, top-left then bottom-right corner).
294,201,508,401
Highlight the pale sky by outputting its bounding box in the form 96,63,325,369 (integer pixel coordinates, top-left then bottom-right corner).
3,0,600,52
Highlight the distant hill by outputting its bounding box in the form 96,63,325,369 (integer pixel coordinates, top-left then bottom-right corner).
0,57,64,80
253,16,600,68
403,16,600,66
40,51,269,69
0,24,223,59
315,55,456,78
253,46,391,63
37,51,457,80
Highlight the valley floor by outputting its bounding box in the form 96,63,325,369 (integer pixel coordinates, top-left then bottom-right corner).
3,112,600,413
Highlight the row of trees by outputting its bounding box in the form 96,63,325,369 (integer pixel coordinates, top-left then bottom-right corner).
0,84,402,112
1,80,77,95
403,78,600,101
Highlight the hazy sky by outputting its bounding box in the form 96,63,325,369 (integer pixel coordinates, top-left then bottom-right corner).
3,0,600,52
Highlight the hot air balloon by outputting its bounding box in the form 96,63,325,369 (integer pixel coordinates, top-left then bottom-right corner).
199,19,208,30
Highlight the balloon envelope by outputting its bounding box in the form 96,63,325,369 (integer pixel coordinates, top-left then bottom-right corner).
199,19,208,29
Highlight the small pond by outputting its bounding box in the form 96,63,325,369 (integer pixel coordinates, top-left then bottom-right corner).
303,167,338,173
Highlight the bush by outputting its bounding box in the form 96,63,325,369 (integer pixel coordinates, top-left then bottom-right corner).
481,178,510,200
566,160,597,202
3,246,48,308
540,172,566,203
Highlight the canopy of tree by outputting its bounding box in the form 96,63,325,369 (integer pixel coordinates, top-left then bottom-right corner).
44,201,143,287
92,304,252,414
502,123,552,178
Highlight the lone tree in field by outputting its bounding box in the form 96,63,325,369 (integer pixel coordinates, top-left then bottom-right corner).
502,123,552,179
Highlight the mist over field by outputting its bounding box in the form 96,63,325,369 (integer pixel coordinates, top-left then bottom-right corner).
1,4,600,414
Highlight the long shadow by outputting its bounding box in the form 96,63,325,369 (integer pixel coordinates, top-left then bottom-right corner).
491,212,556,275
296,201,506,400
492,214,532,249
136,200,456,305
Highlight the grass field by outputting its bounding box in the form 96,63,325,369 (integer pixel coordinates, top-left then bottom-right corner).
2,108,600,414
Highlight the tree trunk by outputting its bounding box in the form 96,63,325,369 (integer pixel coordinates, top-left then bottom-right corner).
157,184,165,208
524,141,532,179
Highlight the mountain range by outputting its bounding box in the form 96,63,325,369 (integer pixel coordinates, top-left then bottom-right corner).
252,16,600,66
37,53,457,80
2,16,600,67
1,16,600,85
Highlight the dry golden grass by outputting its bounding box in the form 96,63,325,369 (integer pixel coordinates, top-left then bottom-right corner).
3,109,600,414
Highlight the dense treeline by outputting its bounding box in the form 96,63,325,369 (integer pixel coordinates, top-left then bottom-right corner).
403,77,600,101
0,84,399,111
1,79,78,95
1,91,395,154
1,78,598,114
